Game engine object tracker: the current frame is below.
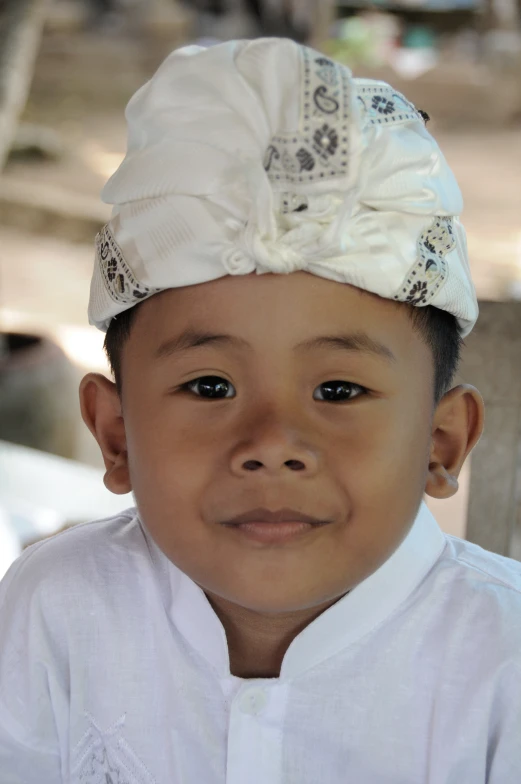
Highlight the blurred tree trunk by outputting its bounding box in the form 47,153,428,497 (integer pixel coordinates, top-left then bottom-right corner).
0,0,49,172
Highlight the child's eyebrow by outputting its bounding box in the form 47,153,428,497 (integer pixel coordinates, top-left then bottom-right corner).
296,333,397,363
154,329,396,364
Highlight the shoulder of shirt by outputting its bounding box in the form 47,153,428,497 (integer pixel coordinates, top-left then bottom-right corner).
434,534,521,668
0,507,145,603
441,532,521,595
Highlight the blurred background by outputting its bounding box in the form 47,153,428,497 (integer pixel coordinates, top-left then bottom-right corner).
0,0,520,577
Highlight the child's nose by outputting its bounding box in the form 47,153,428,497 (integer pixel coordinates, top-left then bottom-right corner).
241,457,307,473
229,412,320,478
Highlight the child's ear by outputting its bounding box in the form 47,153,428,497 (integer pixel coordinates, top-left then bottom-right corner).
425,384,484,500
79,373,132,495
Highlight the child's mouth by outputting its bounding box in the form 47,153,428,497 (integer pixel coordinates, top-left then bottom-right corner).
222,516,332,545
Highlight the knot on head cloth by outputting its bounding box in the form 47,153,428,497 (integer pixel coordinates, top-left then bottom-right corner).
88,38,478,336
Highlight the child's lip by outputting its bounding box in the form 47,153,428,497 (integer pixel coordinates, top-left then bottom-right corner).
221,507,331,526
227,521,329,544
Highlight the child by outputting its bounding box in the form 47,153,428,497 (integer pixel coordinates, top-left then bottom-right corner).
1,38,520,783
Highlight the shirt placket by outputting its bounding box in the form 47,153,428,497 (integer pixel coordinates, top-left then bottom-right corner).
226,681,289,783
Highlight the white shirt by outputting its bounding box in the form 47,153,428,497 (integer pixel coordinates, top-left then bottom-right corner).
0,508,21,582
1,502,520,783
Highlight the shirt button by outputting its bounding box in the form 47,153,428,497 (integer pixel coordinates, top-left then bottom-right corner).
239,687,268,716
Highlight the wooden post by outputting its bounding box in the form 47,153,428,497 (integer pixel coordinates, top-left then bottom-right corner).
457,301,521,558
309,0,336,50
0,0,49,172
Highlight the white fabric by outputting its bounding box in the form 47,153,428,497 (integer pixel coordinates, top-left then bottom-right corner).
0,509,21,581
88,38,478,336
1,502,520,783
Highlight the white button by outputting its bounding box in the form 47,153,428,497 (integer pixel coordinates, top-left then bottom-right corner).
239,687,268,716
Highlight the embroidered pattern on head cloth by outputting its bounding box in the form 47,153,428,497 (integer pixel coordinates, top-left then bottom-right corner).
265,47,422,211
95,224,160,309
394,218,455,307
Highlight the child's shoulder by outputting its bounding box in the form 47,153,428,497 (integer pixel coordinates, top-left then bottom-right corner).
0,507,144,607
438,535,521,648
443,533,521,596
431,535,521,668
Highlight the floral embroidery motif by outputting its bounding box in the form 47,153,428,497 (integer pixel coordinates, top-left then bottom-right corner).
312,124,338,160
371,95,395,115
96,224,158,307
358,84,421,127
394,218,455,306
263,48,350,188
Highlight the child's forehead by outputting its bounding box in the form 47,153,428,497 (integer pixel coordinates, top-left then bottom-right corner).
144,273,398,319
135,274,417,355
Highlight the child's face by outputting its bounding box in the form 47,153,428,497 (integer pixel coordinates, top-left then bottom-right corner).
84,272,480,614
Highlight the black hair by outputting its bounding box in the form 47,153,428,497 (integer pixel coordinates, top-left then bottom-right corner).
104,299,462,405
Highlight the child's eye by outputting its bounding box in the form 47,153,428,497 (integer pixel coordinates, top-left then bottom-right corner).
313,380,366,402
181,377,365,402
182,376,236,398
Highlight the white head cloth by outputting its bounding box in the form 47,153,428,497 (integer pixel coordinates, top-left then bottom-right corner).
88,38,478,336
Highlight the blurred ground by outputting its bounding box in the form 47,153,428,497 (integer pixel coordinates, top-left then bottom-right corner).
1,8,520,537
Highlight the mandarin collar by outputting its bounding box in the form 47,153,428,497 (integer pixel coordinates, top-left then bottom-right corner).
139,502,446,681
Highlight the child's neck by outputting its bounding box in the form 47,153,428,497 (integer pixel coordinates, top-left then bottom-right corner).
228,647,284,679
204,590,345,679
